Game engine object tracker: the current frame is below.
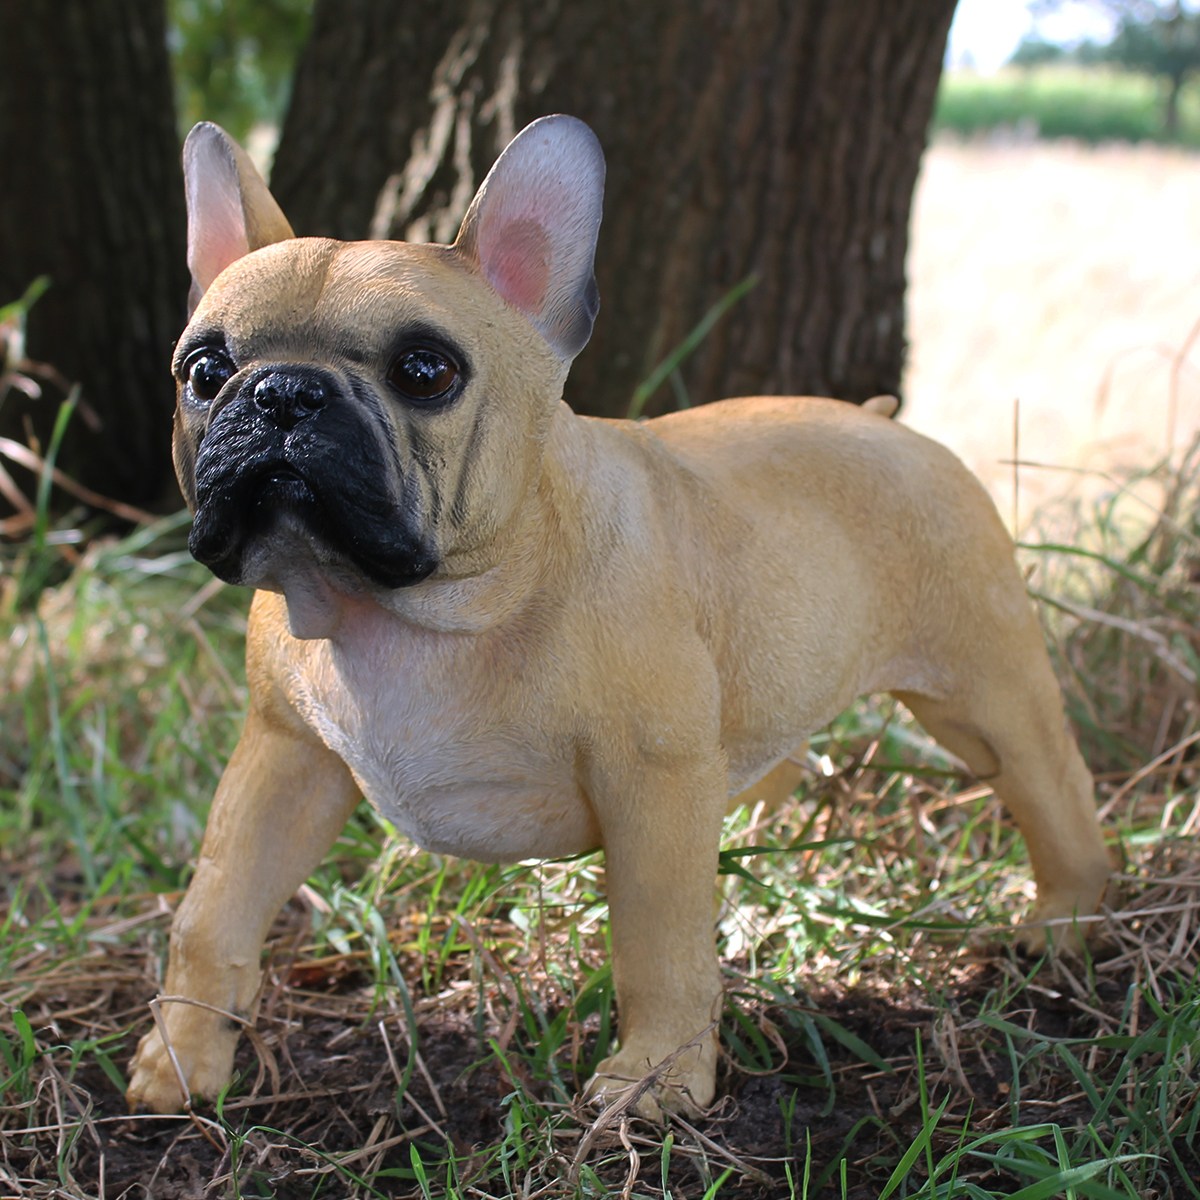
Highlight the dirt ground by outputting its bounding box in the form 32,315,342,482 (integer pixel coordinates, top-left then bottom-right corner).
5,918,1195,1200
6,811,1199,1198
904,138,1200,528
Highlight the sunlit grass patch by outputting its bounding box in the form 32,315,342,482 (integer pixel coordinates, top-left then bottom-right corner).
2,513,246,895
936,66,1200,148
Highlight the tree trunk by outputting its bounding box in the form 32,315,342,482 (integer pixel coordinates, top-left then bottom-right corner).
0,0,187,508
274,0,955,419
1163,70,1185,139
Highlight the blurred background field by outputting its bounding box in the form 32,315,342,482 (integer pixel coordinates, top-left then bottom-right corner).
904,135,1200,527
903,0,1200,534
935,65,1200,146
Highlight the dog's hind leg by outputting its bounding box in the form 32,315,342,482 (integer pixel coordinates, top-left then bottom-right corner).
893,645,1111,953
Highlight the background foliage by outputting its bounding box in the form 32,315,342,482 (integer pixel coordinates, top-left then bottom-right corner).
168,0,310,143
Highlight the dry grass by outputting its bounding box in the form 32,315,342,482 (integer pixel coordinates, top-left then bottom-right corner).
3,750,1200,1197
5,495,1200,1195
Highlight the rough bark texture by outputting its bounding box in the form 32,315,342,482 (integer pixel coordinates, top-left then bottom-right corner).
273,0,955,419
0,0,187,506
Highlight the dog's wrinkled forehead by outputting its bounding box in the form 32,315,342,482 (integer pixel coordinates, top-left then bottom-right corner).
189,236,523,365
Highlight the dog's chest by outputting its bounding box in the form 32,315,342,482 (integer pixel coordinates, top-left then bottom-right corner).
287,627,596,863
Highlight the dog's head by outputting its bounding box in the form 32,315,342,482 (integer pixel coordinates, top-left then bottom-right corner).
172,116,604,637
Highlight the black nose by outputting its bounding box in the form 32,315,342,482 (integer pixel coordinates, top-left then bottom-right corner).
252,369,328,430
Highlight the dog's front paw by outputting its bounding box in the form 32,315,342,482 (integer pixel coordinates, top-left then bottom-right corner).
126,1020,238,1114
585,1037,717,1121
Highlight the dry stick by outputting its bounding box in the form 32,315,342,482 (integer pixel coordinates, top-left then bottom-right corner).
1108,898,1200,921
406,1024,450,1122
0,436,158,524
8,1110,250,1136
1099,729,1200,818
182,614,243,703
617,1120,640,1200
1012,455,1197,544
355,1114,391,1184
288,1113,439,1180
932,1011,973,1097
219,1086,377,1109
1170,899,1194,960
377,1018,449,1137
569,1021,718,1183
666,1112,774,1187
1041,594,1197,684
1167,789,1200,838
973,909,1108,942
0,458,33,516
1118,870,1200,889
452,912,523,1054
179,575,227,620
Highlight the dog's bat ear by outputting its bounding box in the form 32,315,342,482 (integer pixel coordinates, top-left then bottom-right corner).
182,122,295,313
454,115,605,362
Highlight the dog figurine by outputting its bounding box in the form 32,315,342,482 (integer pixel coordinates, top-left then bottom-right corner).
126,115,1110,1118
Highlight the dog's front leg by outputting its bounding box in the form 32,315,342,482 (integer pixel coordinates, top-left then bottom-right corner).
126,711,359,1113
584,749,728,1119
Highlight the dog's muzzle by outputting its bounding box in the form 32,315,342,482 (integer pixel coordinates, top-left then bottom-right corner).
185,364,438,589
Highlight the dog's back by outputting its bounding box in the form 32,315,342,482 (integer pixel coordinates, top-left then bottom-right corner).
610,396,1038,787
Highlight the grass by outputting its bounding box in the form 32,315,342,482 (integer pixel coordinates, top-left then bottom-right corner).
935,66,1200,149
3,439,1200,1198
2,417,1200,1196
1024,432,1200,777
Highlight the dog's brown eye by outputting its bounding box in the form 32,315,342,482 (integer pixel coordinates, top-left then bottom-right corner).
388,348,459,403
185,349,235,403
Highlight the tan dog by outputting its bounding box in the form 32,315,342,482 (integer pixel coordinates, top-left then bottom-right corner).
127,115,1110,1118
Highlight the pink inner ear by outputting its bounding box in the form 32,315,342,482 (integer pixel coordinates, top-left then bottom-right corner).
480,217,551,316
192,222,251,293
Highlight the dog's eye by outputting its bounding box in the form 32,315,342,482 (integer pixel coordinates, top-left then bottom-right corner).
388,348,460,404
185,349,235,403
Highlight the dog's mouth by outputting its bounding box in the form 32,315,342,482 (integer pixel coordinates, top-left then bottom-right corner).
188,453,437,594
252,464,320,512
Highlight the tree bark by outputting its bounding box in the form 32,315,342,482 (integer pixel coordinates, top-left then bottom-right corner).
0,0,187,508
274,0,955,420
1163,69,1186,138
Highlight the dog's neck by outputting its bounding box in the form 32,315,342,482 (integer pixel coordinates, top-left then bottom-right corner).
313,402,587,640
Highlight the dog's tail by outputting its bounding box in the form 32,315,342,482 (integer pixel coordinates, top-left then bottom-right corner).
861,394,900,419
